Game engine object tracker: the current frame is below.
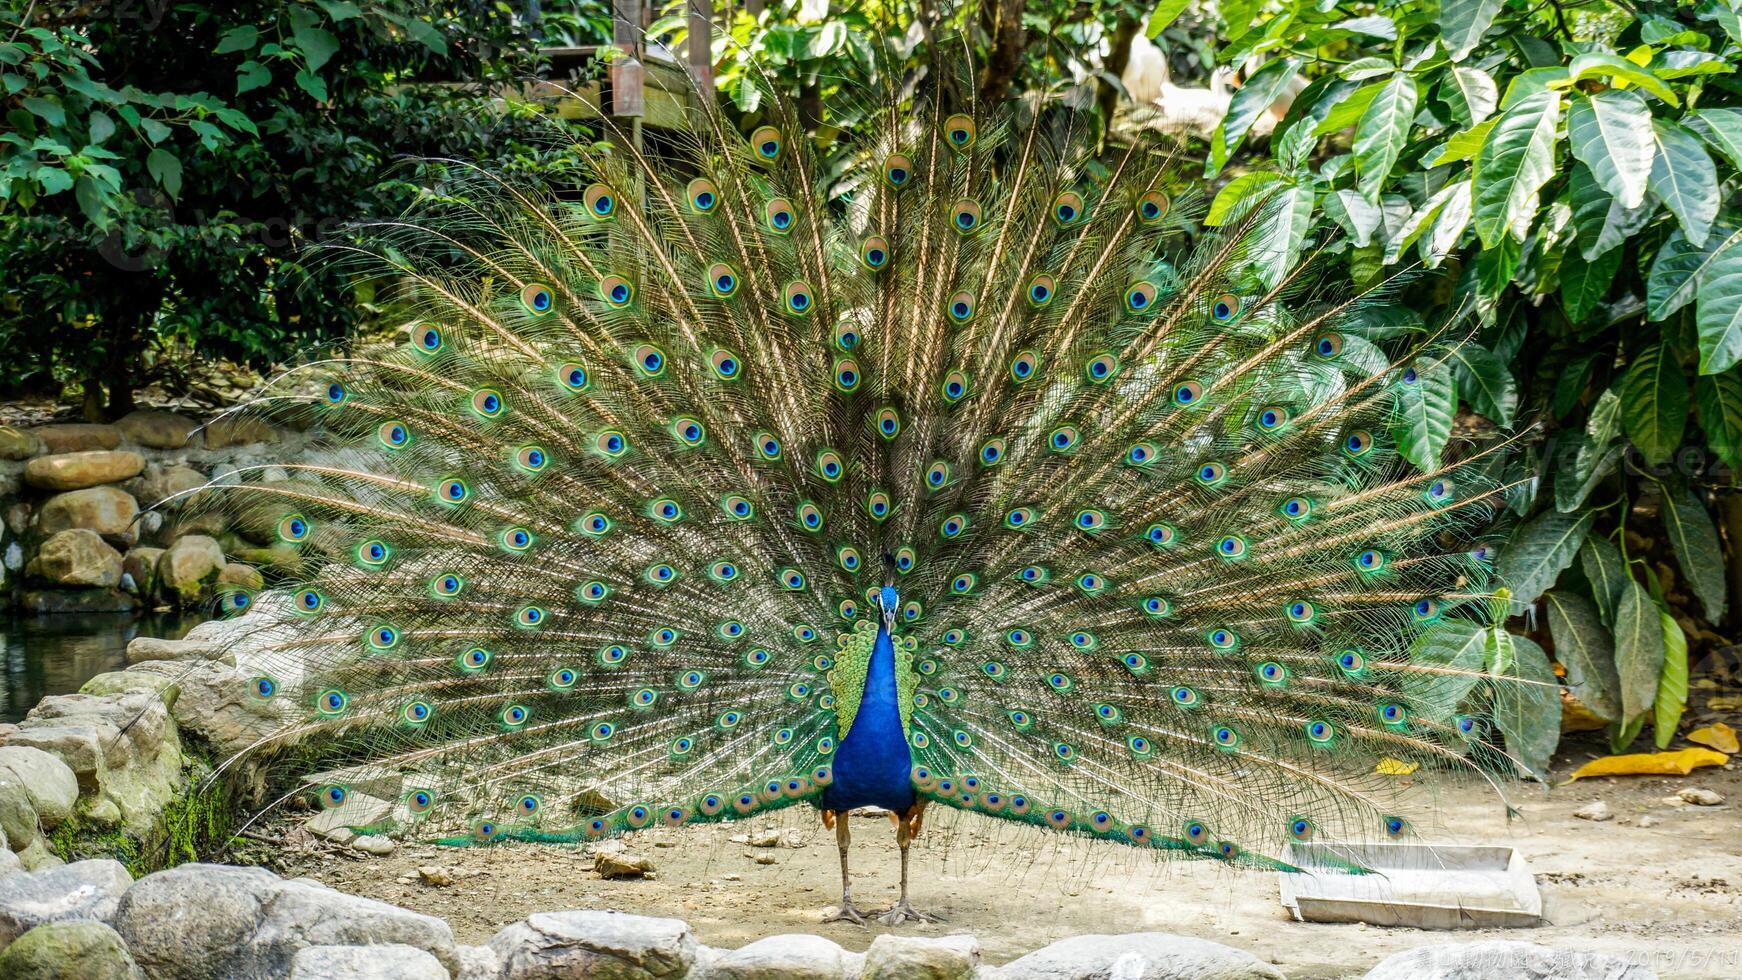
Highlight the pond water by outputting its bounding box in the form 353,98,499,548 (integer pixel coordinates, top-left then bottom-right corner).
1,612,206,722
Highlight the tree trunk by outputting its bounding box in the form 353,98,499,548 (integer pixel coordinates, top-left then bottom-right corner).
1095,12,1142,145
977,0,1027,105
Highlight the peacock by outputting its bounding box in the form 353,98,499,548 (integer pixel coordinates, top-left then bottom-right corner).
195,44,1532,926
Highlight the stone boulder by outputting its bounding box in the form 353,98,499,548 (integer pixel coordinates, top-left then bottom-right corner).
4,691,181,834
1361,942,1656,980
1000,934,1286,980
34,424,121,454
701,934,862,980
0,860,133,949
489,910,697,980
124,635,220,665
861,934,982,980
120,547,163,598
157,535,225,605
128,464,207,511
113,863,461,979
0,748,79,828
24,452,146,492
114,411,196,450
289,944,450,979
203,417,278,449
0,920,142,980
38,487,139,544
124,660,291,758
217,562,265,592
78,671,178,699
28,529,123,588
0,426,42,460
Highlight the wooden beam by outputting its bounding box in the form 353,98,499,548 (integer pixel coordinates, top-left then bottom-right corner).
609,0,645,118
688,0,714,102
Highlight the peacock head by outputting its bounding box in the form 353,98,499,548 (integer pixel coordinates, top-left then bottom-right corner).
877,585,900,632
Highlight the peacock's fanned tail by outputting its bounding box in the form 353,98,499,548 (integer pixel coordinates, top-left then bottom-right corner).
194,53,1528,870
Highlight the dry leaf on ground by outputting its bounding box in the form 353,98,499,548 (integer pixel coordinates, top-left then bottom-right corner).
1565,747,1730,781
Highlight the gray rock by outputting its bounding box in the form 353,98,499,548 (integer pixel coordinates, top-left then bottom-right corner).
123,660,291,759
0,848,22,881
489,910,696,980
114,411,196,450
862,934,982,980
203,416,278,449
0,859,133,949
457,944,502,980
114,863,460,979
14,840,61,874
23,451,146,492
1361,942,1656,980
29,529,123,588
0,426,43,460
1000,934,1285,980
37,487,140,544
352,835,396,857
156,534,224,605
128,464,206,511
289,943,451,979
123,635,220,665
17,590,137,615
0,747,79,828
217,562,265,592
702,934,860,980
0,920,142,980
0,779,40,848
120,548,164,599
33,424,122,454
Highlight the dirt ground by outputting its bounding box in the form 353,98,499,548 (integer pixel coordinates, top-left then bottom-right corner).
281,737,1742,980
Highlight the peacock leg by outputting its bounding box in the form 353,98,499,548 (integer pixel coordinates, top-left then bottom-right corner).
874,802,943,924
821,810,867,925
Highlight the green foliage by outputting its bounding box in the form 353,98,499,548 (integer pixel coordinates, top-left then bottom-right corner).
0,1,571,415
1190,0,1741,753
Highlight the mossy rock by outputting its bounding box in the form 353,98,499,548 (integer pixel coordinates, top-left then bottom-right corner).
0,920,141,980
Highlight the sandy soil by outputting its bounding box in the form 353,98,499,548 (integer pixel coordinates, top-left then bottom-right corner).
277,736,1742,980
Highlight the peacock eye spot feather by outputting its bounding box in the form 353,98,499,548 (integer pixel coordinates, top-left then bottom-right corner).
1211,293,1241,322
521,283,555,314
1313,332,1344,359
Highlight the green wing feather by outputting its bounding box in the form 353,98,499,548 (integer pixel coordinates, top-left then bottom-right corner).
191,48,1531,868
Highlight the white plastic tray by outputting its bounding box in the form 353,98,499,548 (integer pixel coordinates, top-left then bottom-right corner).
1278,841,1542,929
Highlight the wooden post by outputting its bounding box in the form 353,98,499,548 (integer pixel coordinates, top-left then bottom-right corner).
688,0,714,102
609,0,646,120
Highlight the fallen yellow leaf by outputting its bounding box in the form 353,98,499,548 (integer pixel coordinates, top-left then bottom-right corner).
1688,722,1739,755
1566,747,1730,781
1375,757,1420,776
1709,696,1742,711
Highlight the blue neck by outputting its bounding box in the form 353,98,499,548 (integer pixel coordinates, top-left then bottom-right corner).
821,626,916,813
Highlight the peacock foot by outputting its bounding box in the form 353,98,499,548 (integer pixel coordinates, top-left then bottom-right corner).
872,899,943,925
822,901,868,926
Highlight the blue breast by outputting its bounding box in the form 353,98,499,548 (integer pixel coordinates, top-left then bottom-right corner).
821,626,916,813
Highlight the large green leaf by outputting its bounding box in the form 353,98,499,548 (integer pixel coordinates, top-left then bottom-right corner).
1391,357,1456,470
1568,52,1679,106
1211,58,1302,175
1652,612,1689,748
1696,233,1742,374
1619,338,1688,465
1660,482,1727,622
1568,164,1652,261
1145,0,1191,39
1566,90,1653,209
1353,74,1418,199
1492,630,1561,780
1473,89,1561,246
1323,189,1383,247
1687,107,1742,169
1648,223,1742,322
1403,620,1486,719
1205,172,1285,226
1498,509,1593,607
1444,66,1498,126
1649,119,1719,248
1444,342,1518,423
1559,243,1621,323
1580,535,1629,623
1544,591,1620,722
1696,369,1742,470
1245,184,1314,290
1441,0,1502,60
1614,579,1665,724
